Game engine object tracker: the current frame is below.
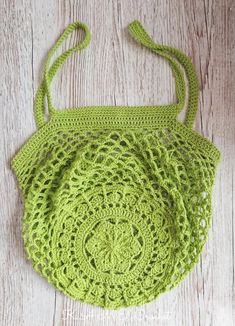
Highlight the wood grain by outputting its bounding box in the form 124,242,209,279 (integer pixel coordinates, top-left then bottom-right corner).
0,0,234,325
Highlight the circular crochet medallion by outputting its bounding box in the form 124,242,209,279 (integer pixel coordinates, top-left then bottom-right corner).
28,183,188,308
75,211,145,277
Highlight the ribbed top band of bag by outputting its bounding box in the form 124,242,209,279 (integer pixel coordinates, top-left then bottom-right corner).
34,20,199,129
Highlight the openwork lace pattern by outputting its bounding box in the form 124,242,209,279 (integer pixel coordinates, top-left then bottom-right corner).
11,20,220,309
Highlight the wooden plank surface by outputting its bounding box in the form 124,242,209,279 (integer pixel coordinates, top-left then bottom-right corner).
0,0,234,325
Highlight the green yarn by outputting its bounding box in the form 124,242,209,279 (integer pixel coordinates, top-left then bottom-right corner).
11,20,220,309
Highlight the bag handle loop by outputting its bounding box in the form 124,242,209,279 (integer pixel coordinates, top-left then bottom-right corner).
34,21,91,128
128,20,199,128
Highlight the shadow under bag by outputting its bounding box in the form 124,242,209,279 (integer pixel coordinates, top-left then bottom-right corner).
11,20,221,309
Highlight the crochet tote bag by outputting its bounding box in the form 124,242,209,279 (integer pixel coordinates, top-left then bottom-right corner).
11,20,221,309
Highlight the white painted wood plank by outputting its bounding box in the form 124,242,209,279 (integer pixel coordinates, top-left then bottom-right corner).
0,0,234,325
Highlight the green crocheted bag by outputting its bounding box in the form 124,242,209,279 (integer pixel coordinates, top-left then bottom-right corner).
11,20,220,309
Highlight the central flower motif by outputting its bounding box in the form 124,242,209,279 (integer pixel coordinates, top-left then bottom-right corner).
85,219,142,274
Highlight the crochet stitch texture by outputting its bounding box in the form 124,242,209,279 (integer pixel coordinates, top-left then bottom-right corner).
11,20,221,309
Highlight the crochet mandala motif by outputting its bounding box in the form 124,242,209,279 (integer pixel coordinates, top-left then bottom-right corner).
11,20,220,309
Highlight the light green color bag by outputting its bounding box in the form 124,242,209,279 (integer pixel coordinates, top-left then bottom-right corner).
11,20,221,309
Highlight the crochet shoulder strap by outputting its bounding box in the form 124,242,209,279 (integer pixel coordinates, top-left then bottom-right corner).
128,20,199,128
34,21,91,128
34,20,199,129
